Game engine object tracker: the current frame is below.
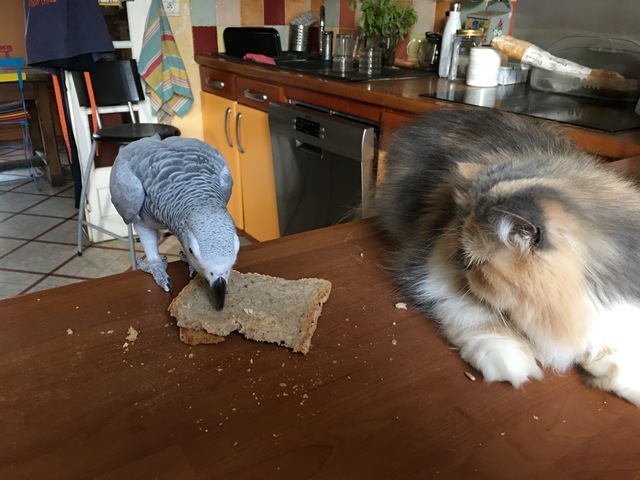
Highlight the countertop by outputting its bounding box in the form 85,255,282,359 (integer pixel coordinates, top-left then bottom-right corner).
196,54,640,160
2,220,640,479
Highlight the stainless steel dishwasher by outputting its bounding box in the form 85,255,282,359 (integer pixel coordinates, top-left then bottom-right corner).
268,101,377,237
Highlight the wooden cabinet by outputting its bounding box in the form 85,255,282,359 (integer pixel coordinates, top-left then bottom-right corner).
201,92,244,230
200,66,282,241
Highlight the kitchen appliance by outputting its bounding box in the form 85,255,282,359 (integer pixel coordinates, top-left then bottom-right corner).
268,101,377,236
420,84,640,132
223,27,282,58
406,32,441,71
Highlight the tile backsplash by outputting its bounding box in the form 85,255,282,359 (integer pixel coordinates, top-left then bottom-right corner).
191,0,436,55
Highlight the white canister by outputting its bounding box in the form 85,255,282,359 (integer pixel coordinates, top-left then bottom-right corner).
466,47,502,87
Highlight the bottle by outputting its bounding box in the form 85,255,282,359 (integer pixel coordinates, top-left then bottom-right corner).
438,2,462,79
447,29,482,81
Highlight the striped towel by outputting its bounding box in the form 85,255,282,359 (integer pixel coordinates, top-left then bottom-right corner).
138,0,193,119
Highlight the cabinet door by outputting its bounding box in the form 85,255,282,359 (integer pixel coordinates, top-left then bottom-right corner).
201,92,244,230
236,105,280,241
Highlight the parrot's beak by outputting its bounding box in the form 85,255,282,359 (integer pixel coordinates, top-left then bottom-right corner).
211,277,227,311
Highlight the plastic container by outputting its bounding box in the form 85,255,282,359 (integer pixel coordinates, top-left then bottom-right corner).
466,46,501,87
438,2,461,78
529,36,640,102
447,29,482,80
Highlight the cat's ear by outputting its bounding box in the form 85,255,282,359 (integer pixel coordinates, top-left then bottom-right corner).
457,162,484,180
495,210,543,252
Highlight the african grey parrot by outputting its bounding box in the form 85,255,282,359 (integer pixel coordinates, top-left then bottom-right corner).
109,135,240,310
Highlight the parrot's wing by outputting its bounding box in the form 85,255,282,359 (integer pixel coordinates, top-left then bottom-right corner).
109,153,145,224
162,136,234,202
216,156,234,203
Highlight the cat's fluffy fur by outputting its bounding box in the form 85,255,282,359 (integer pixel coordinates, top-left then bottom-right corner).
372,108,640,405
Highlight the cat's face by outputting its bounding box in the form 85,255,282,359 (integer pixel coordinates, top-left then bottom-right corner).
445,164,590,346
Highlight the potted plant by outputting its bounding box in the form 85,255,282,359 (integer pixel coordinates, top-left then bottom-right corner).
350,0,418,66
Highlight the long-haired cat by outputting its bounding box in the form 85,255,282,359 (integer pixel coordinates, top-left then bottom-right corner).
372,108,640,405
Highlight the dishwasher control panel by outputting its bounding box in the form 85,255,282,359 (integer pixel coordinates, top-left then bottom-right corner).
293,116,324,138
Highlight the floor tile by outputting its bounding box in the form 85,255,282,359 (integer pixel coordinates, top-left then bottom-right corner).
0,241,77,273
24,195,77,219
23,275,84,294
0,270,42,299
0,191,47,213
38,219,79,244
0,214,64,240
0,237,26,257
55,246,138,278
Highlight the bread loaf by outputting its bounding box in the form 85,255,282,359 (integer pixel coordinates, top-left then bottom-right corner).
168,271,332,354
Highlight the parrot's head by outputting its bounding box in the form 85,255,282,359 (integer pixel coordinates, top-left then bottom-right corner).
182,210,240,311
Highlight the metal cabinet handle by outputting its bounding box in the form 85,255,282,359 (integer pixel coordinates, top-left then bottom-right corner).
224,107,233,147
235,112,245,154
206,78,225,89
243,89,268,103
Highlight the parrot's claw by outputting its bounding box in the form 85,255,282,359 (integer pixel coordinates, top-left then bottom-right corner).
137,256,172,292
179,250,198,279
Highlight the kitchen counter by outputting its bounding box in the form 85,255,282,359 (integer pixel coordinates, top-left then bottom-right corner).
196,54,640,160
2,220,640,479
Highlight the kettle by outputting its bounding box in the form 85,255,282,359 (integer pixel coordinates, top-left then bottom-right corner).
406,32,442,71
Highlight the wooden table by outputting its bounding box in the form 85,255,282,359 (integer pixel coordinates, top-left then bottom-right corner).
1,220,639,479
0,66,64,186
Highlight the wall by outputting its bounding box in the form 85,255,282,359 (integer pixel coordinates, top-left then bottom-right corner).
190,0,436,55
0,0,26,59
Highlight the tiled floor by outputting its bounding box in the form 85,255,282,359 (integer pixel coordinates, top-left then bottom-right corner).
0,152,250,301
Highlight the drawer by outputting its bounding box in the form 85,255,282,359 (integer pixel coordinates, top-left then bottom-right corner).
200,66,236,100
236,77,284,112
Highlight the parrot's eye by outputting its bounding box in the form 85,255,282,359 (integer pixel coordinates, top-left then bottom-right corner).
188,248,193,255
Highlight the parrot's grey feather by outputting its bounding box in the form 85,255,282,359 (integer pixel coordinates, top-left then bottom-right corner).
109,136,240,295
109,157,145,224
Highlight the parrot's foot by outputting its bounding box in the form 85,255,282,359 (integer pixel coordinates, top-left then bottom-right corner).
138,256,172,292
179,251,198,279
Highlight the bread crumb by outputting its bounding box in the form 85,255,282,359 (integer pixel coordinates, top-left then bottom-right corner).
279,383,287,387
126,326,139,342
243,307,254,315
122,342,129,349
188,353,195,359
533,415,539,420
391,339,397,346
394,302,407,310
66,328,74,335
464,371,476,381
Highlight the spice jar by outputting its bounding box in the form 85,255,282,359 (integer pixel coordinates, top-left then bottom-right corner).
447,29,482,81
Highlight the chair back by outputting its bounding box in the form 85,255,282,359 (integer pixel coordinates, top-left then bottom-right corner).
72,59,145,108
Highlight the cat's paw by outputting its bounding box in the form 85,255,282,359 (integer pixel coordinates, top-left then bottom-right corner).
583,351,640,406
460,336,543,388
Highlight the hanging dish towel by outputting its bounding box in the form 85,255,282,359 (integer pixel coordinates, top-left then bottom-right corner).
138,0,193,121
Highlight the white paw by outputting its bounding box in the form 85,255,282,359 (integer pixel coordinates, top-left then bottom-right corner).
583,351,640,406
459,336,543,388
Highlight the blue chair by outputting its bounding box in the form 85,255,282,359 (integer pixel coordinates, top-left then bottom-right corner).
0,57,38,187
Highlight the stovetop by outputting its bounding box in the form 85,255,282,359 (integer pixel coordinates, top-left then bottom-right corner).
420,83,640,133
218,52,431,82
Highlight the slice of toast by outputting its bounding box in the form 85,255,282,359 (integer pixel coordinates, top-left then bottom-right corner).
168,271,332,354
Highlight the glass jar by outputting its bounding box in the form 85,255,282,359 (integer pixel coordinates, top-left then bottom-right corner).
447,29,482,80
